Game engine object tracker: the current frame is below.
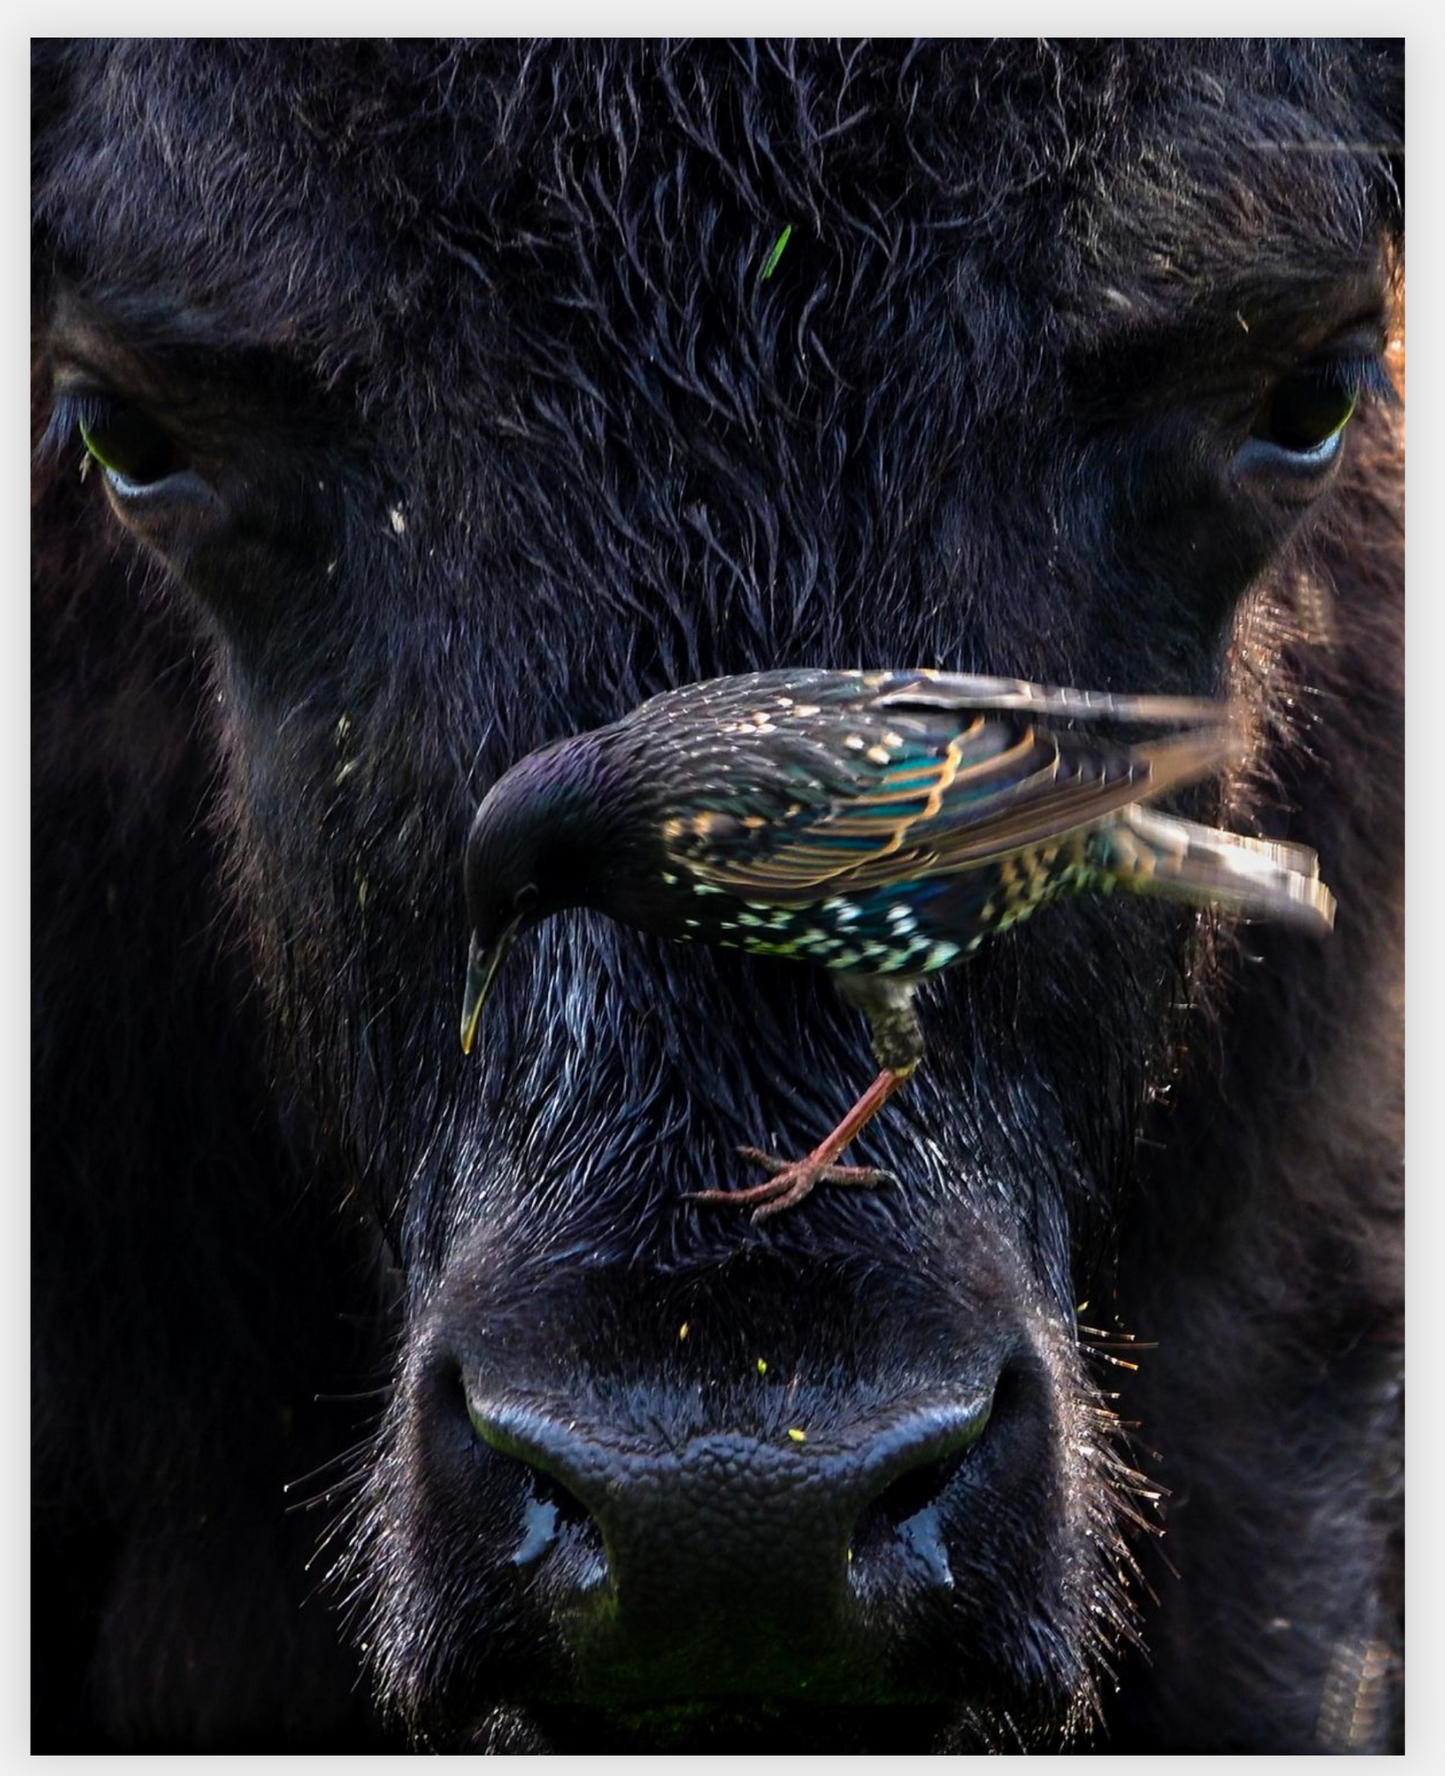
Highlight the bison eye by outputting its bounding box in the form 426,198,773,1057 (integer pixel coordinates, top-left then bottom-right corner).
71,393,179,487
1245,347,1394,477
44,383,222,554
1253,365,1359,456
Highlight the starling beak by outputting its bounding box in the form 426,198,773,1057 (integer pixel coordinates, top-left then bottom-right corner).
459,920,523,1055
458,667,1336,1217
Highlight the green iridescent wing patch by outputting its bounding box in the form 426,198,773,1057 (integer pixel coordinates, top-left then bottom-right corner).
661,697,1234,903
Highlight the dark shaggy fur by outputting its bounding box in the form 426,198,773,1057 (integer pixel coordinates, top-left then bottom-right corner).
32,40,1402,1752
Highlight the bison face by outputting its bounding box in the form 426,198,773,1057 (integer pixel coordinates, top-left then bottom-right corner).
34,41,1403,1753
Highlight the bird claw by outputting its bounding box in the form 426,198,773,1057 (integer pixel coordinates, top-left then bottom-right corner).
687,1147,895,1223
737,1147,896,1188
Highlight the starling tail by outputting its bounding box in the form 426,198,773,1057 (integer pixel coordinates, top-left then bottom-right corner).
1098,805,1337,932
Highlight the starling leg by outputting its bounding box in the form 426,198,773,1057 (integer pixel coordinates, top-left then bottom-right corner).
838,973,926,1075
690,1067,911,1222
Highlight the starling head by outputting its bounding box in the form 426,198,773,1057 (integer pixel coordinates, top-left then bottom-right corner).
459,741,609,1054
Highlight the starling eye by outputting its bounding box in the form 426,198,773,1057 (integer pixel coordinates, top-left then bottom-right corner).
76,396,178,486
1252,365,1358,456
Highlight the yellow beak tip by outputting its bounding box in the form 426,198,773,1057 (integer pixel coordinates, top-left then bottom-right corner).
459,919,522,1059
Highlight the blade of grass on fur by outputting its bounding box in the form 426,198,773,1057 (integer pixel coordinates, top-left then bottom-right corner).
760,225,793,280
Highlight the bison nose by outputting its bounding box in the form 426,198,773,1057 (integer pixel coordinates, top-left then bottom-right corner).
464,1379,1001,1700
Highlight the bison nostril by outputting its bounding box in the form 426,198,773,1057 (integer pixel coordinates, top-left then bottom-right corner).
867,1447,972,1534
464,1394,607,1578
513,1468,592,1567
508,1458,594,1542
469,1406,583,1509
852,1388,997,1557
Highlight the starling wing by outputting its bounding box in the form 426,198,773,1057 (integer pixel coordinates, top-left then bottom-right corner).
648,670,1241,901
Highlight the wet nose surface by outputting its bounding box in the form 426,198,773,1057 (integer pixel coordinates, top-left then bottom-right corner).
467,1386,997,1699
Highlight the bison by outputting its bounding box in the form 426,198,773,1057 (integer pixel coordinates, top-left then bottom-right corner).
32,39,1403,1753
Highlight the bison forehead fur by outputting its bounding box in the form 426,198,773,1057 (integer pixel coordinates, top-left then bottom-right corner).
32,39,1402,1754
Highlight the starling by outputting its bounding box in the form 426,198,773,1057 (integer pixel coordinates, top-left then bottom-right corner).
459,669,1335,1218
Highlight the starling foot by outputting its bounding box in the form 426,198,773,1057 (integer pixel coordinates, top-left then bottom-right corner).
737,1147,895,1187
689,1068,907,1222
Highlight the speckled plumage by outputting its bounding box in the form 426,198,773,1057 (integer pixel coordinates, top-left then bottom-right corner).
461,668,1337,1216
